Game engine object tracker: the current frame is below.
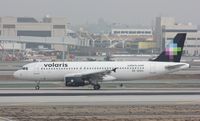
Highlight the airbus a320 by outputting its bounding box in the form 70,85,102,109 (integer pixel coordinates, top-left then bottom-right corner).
14,33,189,90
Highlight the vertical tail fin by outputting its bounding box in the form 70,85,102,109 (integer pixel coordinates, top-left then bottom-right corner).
153,33,186,62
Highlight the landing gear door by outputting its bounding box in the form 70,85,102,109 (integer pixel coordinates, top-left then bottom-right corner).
150,63,156,74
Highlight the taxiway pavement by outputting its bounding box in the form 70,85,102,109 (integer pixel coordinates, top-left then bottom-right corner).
0,89,200,106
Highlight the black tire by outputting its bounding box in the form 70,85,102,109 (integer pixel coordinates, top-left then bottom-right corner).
93,84,100,90
35,85,40,90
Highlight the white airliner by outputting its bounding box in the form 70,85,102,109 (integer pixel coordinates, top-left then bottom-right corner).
14,33,189,90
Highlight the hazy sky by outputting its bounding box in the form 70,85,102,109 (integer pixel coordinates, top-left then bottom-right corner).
0,0,199,26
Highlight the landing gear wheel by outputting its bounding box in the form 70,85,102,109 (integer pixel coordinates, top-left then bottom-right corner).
35,85,40,90
93,84,101,90
35,81,40,90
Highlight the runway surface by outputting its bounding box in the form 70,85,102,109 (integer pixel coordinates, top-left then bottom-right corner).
0,89,200,96
0,89,200,105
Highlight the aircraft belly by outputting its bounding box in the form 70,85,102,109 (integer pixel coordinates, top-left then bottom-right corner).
112,71,139,80
43,71,64,81
113,69,152,80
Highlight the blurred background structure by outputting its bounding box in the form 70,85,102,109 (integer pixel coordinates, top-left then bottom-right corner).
0,16,200,62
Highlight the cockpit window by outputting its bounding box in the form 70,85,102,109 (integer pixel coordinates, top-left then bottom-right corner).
22,67,28,70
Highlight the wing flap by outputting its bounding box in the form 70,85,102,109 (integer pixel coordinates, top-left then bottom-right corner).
64,68,117,80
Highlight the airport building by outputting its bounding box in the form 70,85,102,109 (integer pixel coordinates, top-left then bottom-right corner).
81,28,156,55
90,28,153,47
111,29,152,36
0,16,68,50
0,16,67,37
155,17,200,56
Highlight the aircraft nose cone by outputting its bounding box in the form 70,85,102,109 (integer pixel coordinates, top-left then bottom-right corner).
13,71,20,79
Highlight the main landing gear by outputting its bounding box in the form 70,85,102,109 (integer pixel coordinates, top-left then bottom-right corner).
93,84,101,90
35,81,40,90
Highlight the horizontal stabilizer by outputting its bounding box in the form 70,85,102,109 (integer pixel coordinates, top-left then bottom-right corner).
165,64,185,70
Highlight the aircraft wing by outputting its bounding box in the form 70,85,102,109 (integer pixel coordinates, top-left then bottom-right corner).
64,68,117,80
165,64,185,70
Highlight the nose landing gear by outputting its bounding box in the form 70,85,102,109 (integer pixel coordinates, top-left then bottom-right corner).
35,81,40,90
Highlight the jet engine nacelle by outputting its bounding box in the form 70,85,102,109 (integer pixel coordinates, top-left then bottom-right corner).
64,77,89,87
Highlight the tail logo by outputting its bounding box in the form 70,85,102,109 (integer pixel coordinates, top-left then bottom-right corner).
152,33,186,62
165,43,182,60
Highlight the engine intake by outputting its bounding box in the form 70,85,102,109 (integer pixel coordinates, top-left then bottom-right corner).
64,77,89,87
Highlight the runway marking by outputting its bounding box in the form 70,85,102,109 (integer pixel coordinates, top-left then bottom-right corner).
0,91,200,96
